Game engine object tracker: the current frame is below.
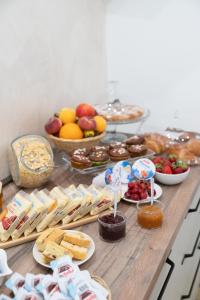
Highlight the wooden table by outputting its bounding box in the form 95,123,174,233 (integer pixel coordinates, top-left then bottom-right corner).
1,165,200,300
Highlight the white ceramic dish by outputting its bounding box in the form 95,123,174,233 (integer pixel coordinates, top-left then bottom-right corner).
33,230,95,269
0,249,12,285
122,183,162,204
155,168,190,185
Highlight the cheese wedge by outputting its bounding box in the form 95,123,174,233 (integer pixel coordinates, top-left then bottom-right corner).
36,228,64,252
24,191,47,236
63,231,90,248
0,192,32,242
43,241,73,264
60,240,87,260
35,189,58,232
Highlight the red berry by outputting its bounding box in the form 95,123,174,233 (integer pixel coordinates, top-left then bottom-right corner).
131,194,140,201
173,167,184,174
163,165,173,174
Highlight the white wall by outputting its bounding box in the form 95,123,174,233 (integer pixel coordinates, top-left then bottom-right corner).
0,0,106,179
106,0,200,133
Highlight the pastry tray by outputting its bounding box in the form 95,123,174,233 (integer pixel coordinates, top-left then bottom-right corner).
69,149,155,174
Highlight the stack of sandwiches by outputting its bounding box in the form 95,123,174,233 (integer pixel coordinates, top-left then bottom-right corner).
36,228,91,263
0,184,119,242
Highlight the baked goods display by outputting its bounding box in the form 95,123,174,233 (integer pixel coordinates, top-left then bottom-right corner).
35,229,92,264
144,133,170,154
69,135,152,170
95,101,145,123
0,184,116,243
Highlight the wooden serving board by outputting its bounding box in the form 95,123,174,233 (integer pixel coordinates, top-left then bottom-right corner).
0,213,100,249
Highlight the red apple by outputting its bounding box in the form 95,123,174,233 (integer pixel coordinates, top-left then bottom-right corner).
76,103,96,118
45,117,62,134
78,116,96,130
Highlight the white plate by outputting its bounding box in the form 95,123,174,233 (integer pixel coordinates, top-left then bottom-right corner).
122,183,162,204
32,230,95,269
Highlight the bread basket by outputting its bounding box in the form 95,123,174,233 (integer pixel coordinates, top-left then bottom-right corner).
47,132,105,155
92,275,112,300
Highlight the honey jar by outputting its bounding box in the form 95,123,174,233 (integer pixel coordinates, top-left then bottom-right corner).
137,200,164,229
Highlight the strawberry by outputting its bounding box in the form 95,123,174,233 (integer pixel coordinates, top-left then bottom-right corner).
163,165,173,174
168,154,177,163
173,167,184,174
155,163,163,173
152,156,163,164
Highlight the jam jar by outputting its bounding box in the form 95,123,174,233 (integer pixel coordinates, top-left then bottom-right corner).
137,200,164,229
98,210,126,242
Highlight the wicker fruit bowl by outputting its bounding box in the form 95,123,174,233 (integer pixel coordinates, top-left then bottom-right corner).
47,132,105,155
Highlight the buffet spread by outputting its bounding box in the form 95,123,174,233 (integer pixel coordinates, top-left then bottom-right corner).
0,102,200,300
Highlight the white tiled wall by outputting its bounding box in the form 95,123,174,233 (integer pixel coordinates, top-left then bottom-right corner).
0,0,107,179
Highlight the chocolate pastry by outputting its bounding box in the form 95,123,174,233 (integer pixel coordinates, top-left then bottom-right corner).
89,151,110,166
71,154,92,169
125,135,144,145
109,142,126,150
71,148,89,156
127,144,147,157
91,145,109,152
109,148,129,161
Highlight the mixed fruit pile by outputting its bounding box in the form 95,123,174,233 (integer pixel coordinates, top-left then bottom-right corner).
152,155,189,174
124,180,156,201
45,103,107,139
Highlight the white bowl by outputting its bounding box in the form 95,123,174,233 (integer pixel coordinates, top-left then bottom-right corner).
155,168,190,185
0,249,12,285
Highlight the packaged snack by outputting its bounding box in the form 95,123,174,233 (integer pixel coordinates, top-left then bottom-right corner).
67,271,107,300
49,291,71,300
15,287,41,300
37,275,60,300
48,187,70,226
51,256,79,280
35,190,57,232
0,295,13,300
61,191,84,225
24,191,47,236
0,192,32,242
25,273,45,292
5,272,25,295
74,185,95,221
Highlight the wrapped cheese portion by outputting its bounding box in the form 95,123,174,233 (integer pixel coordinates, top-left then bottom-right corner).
0,192,31,242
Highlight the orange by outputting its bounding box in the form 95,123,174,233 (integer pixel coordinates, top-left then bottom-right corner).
59,107,76,124
93,115,107,133
59,123,83,139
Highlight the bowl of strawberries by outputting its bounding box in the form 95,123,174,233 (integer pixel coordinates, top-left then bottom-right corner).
152,155,190,185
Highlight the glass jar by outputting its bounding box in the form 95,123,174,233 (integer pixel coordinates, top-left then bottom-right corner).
137,200,164,229
8,135,54,188
98,210,126,242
